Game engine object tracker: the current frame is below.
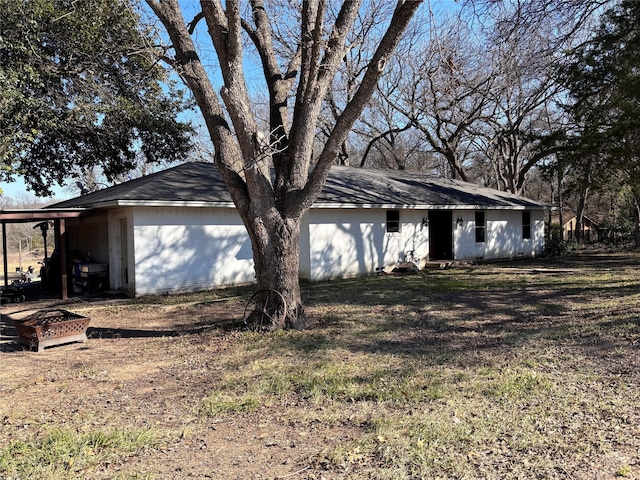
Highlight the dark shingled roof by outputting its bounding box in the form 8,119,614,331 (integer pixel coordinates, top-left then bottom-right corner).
49,162,548,210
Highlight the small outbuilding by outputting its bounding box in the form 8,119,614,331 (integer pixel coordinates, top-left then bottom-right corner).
563,214,600,243
44,162,548,296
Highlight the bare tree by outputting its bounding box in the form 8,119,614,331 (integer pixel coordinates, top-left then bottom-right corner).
384,13,495,181
317,2,399,166
374,0,610,195
469,0,612,49
354,91,415,170
145,0,423,329
479,44,563,194
468,0,612,194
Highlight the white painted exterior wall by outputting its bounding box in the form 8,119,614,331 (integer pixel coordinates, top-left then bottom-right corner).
121,207,255,296
304,208,429,281
94,205,546,296
454,209,545,261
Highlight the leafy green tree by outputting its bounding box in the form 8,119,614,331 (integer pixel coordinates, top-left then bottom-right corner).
0,0,193,196
558,0,640,245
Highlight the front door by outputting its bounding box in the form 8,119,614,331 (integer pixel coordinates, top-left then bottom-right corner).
428,210,453,260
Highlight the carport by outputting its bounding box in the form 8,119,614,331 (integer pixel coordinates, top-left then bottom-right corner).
1,208,87,299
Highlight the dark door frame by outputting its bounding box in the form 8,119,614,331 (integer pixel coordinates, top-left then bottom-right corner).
428,210,454,260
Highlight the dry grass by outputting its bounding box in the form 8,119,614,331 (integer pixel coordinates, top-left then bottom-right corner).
1,251,639,479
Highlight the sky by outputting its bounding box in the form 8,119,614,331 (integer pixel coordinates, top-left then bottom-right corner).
1,177,70,204
0,0,460,206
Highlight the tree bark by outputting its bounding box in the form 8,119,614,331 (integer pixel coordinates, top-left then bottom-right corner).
634,198,640,247
574,156,593,244
246,214,305,330
575,188,588,243
147,0,423,329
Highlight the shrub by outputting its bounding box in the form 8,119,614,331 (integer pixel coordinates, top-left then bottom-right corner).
545,224,569,256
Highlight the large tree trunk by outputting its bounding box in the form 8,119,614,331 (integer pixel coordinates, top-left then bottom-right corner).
148,0,423,330
575,187,588,244
634,198,640,247
574,157,593,244
245,213,306,330
557,165,564,239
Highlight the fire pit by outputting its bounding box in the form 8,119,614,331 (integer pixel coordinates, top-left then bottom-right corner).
13,309,90,352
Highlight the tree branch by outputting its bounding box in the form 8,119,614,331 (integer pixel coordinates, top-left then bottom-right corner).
359,122,413,167
300,1,424,214
144,0,250,212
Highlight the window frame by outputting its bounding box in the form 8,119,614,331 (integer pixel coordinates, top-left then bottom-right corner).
475,211,486,243
522,211,531,240
386,210,401,233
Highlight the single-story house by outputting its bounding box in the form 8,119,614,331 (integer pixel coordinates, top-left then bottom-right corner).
42,162,548,296
563,214,600,243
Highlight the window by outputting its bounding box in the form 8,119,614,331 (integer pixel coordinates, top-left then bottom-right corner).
386,210,400,233
522,211,531,240
475,211,485,243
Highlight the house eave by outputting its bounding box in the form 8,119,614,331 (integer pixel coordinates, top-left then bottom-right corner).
310,203,549,210
72,201,549,210
71,200,239,209
79,201,400,210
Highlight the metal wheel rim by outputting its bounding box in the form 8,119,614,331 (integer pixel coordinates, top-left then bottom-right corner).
243,289,288,331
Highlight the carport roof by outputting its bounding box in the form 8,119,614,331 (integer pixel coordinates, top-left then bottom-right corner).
0,208,86,223
48,162,549,210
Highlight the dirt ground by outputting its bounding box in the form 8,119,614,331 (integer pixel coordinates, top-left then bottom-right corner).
1,252,639,479
1,295,332,479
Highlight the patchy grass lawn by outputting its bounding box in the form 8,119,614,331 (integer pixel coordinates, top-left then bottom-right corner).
1,251,639,479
